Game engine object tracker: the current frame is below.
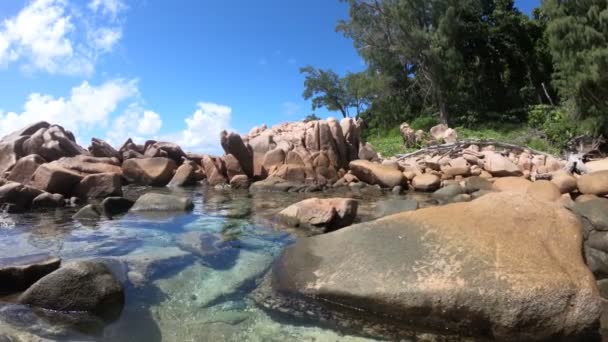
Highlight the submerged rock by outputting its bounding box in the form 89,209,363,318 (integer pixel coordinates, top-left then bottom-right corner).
0,254,61,294
72,204,103,221
130,193,194,212
373,199,419,218
278,198,358,233
254,192,601,340
101,197,134,218
19,261,124,322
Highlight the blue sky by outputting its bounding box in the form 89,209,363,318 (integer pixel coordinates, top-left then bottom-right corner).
0,0,540,153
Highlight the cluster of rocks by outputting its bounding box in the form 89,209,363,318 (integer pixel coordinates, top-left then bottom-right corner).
400,123,458,148
0,121,203,215
218,118,369,189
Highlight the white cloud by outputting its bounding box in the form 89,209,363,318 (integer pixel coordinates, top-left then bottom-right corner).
0,0,125,75
88,0,126,19
176,102,232,153
107,104,162,146
91,27,122,52
0,79,145,145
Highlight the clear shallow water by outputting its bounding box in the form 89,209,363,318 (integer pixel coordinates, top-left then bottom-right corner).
0,185,431,341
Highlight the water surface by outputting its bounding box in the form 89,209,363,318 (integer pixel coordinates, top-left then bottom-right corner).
0,185,430,341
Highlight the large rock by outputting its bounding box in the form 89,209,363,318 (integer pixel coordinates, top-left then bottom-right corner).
526,180,561,202
122,157,176,186
0,182,44,212
18,261,124,320
223,153,245,180
201,155,228,186
220,131,253,178
0,254,61,294
6,154,45,184
144,142,186,164
411,174,441,191
54,155,122,175
255,192,601,340
101,197,134,218
75,172,122,199
349,160,404,188
0,122,50,173
551,171,578,194
130,193,194,212
229,174,250,189
278,198,358,233
578,171,608,196
89,138,121,160
492,177,531,193
29,163,84,195
483,152,523,177
32,192,65,208
585,159,608,173
167,161,197,187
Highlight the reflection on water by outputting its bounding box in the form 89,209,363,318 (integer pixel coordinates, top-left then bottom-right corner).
0,185,427,341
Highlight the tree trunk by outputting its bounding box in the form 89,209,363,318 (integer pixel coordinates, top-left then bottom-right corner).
436,91,449,124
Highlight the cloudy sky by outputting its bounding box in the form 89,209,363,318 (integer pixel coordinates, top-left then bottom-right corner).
0,0,539,153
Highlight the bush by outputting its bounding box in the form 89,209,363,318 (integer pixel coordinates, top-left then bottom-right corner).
526,104,599,149
410,116,439,132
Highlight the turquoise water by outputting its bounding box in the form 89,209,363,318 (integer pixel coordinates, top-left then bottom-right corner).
0,185,421,341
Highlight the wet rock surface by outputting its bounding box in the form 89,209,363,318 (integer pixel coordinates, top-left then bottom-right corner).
255,192,602,341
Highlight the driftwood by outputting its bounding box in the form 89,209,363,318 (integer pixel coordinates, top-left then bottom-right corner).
396,139,558,160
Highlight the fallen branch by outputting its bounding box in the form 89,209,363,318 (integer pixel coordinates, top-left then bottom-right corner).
396,139,559,160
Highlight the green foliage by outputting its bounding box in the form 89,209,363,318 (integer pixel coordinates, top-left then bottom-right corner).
303,113,321,122
300,66,377,118
410,116,439,132
298,0,608,150
526,104,601,148
365,126,410,157
542,0,608,119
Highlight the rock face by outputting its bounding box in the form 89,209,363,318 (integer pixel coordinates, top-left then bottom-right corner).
349,160,404,188
255,192,601,340
492,177,531,193
29,163,83,196
130,193,194,212
578,171,608,196
0,254,61,294
167,161,197,187
122,157,176,186
89,138,121,160
220,118,364,185
278,198,358,233
18,261,124,320
220,131,253,178
526,180,561,202
6,154,45,184
0,122,87,174
75,172,122,199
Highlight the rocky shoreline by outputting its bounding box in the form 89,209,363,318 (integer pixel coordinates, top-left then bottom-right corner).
1,119,608,340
